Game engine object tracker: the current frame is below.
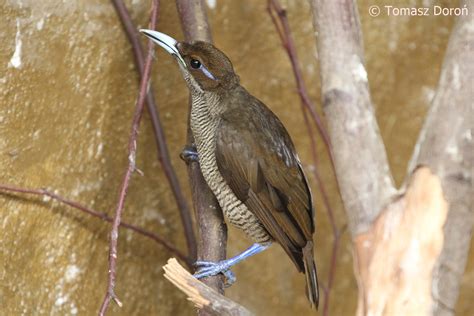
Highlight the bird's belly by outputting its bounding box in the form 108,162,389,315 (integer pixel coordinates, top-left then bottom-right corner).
198,143,271,243
190,115,271,243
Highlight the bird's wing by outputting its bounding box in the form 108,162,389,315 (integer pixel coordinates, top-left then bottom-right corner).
215,100,314,271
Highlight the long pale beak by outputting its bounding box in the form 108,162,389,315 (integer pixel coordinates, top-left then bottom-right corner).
139,29,186,68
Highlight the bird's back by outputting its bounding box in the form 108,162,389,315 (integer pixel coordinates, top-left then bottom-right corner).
216,87,315,266
215,87,319,307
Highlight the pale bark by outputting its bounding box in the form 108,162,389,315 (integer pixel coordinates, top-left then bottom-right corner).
407,2,474,314
354,168,448,315
310,0,397,236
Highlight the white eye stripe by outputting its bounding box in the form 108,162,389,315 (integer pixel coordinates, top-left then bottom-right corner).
200,65,216,80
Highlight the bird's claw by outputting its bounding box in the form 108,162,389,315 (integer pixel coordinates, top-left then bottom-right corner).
194,260,216,267
193,260,237,287
223,270,236,287
180,144,198,164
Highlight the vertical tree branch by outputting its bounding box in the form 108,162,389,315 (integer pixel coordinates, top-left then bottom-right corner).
176,0,213,42
111,0,197,261
175,0,227,297
407,2,474,314
309,0,396,235
99,1,159,314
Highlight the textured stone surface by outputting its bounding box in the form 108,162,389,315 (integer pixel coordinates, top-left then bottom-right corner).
0,0,470,315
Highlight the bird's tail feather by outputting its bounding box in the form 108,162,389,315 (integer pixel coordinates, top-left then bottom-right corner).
303,241,319,309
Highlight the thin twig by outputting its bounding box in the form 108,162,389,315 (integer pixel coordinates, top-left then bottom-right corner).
0,184,191,267
98,1,159,314
267,1,341,314
267,0,333,163
111,0,197,261
307,124,341,314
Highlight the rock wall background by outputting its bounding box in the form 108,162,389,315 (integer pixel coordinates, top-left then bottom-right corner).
1,0,471,315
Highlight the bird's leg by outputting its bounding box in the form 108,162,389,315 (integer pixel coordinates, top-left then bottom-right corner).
180,144,199,164
194,242,271,286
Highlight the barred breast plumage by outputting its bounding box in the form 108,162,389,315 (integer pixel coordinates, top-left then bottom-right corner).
190,93,271,244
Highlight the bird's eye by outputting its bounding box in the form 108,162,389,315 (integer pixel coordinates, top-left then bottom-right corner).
190,59,201,69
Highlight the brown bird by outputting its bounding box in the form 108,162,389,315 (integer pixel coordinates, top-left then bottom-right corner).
141,30,319,308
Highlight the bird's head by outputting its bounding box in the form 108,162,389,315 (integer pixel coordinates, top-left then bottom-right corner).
140,30,239,94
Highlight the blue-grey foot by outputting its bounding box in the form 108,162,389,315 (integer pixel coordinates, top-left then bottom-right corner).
193,243,270,287
194,261,237,286
180,144,198,163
